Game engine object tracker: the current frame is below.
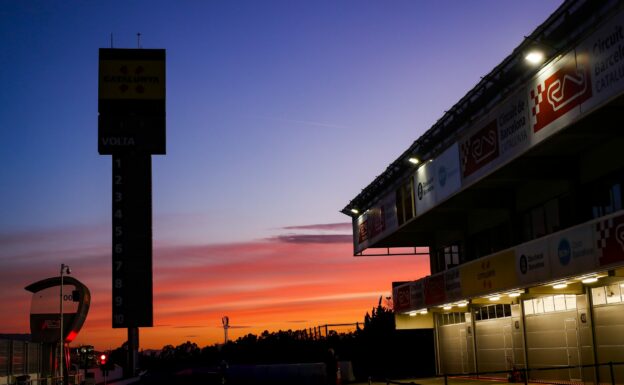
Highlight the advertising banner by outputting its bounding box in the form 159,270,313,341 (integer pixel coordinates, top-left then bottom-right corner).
578,10,624,115
424,274,446,306
459,89,531,186
393,280,425,312
460,119,499,180
435,143,462,202
595,212,624,268
393,283,412,312
549,224,596,280
444,267,462,303
411,279,425,309
415,160,435,215
515,237,551,285
528,51,591,144
460,249,517,297
415,143,461,215
354,192,398,254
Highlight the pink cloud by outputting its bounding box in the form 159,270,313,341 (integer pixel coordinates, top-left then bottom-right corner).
281,222,352,231
0,225,429,350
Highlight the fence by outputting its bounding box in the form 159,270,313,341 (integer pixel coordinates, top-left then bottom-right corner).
304,323,360,340
0,339,42,379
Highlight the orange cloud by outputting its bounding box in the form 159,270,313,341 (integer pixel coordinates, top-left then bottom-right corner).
0,225,429,350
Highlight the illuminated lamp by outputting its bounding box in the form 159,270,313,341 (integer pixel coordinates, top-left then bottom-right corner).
553,283,568,289
443,305,452,310
456,301,468,307
419,309,428,315
508,292,522,298
408,157,420,165
350,208,359,215
489,296,500,301
408,311,417,317
582,276,598,284
525,50,545,64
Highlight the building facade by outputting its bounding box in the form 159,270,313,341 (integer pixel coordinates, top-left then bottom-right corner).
342,1,624,382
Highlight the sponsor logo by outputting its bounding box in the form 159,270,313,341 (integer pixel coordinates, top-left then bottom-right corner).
358,220,368,243
530,58,592,133
460,120,499,177
519,254,528,275
395,286,411,310
357,207,386,244
558,238,572,266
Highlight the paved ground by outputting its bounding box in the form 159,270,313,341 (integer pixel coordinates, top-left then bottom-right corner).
352,376,535,385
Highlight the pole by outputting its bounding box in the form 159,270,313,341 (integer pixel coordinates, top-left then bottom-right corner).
128,327,139,377
59,265,65,385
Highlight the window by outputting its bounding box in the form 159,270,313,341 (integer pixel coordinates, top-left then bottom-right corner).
521,197,562,242
474,304,512,321
523,295,577,315
438,312,468,326
396,177,415,226
591,182,622,219
444,245,460,269
592,284,624,306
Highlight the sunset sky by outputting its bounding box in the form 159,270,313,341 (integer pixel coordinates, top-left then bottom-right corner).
0,1,562,350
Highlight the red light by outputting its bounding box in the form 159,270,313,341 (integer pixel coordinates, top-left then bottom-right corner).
100,354,107,364
65,330,78,342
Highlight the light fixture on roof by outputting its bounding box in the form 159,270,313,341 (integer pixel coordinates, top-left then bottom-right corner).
419,309,428,315
582,276,599,284
489,296,500,301
442,305,452,310
508,292,522,298
553,282,568,289
350,208,359,215
456,301,468,307
409,311,417,317
525,50,545,64
408,157,420,165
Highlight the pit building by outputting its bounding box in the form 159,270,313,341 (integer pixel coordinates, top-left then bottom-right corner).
342,1,624,382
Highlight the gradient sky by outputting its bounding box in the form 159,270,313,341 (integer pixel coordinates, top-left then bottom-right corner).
1,1,562,350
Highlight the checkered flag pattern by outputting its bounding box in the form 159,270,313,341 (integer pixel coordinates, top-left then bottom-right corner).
460,141,470,173
596,218,613,250
530,82,544,128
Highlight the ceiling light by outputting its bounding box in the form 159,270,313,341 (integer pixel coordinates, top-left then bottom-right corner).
419,310,428,315
582,277,598,284
408,157,420,165
350,208,359,215
508,292,521,298
525,51,545,64
553,283,568,289
457,302,468,307
489,296,500,301
409,311,417,317
443,305,452,310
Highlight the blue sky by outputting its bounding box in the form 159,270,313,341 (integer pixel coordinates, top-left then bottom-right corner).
0,1,563,347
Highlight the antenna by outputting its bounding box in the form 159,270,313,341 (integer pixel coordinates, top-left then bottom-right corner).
222,316,230,344
137,33,142,48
